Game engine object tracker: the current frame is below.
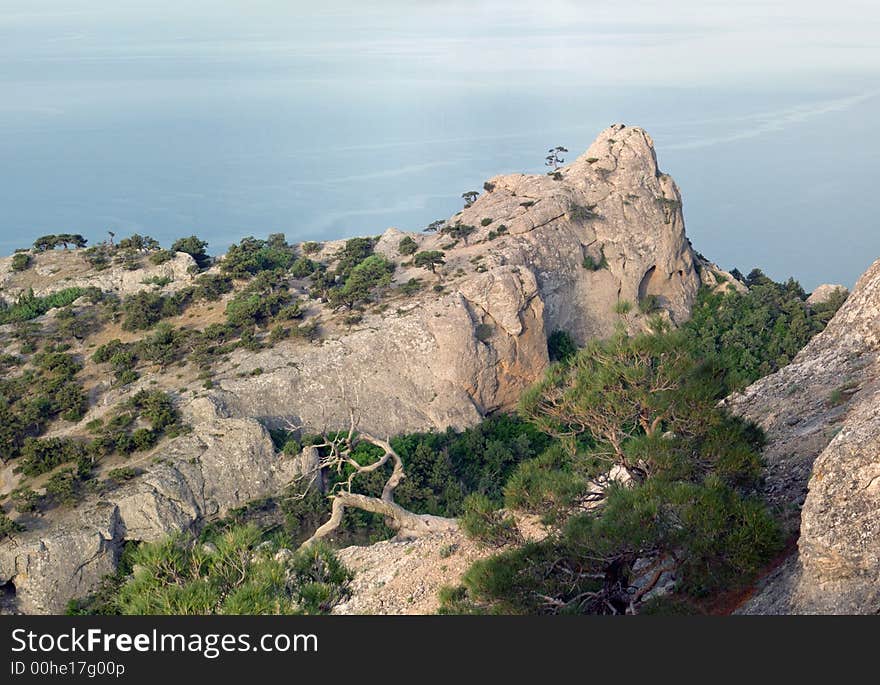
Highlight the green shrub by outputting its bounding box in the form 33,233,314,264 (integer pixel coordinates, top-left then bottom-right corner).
148,249,174,265
582,248,608,271
221,236,295,278
682,269,845,390
569,204,597,221
10,487,41,513
460,494,520,547
547,330,577,362
398,278,423,296
0,287,87,325
11,253,32,271
171,236,211,270
84,525,351,615
290,256,318,278
329,255,394,310
413,250,445,273
17,437,88,477
474,323,493,343
398,236,418,255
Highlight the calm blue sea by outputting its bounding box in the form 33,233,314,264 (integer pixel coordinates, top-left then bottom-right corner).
1,52,877,290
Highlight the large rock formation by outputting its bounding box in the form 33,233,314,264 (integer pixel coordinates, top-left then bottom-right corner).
730,258,880,614
0,409,301,614
207,124,703,435
0,124,709,613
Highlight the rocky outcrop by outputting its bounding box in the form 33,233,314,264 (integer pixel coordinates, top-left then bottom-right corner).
0,250,195,302
807,283,848,306
209,124,702,435
332,530,485,615
730,258,879,614
0,412,301,614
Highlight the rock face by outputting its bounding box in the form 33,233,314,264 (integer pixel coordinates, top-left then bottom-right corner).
806,283,848,306
333,530,486,615
0,124,707,613
0,251,196,302
209,124,702,435
730,258,880,614
0,410,301,614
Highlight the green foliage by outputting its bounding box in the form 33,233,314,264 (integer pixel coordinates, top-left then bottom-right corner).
125,389,180,432
225,270,294,328
141,275,171,288
268,414,548,549
10,487,41,513
398,236,418,255
106,467,139,483
171,236,211,269
77,525,351,615
329,254,394,310
148,249,174,265
44,467,83,506
398,278,424,296
289,256,318,278
192,273,234,301
460,493,520,547
17,438,87,477
614,299,632,315
547,330,578,363
582,248,608,271
117,234,160,252
33,234,87,251
333,237,375,280
0,287,87,325
682,270,846,390
0,348,87,460
639,294,661,314
11,253,31,271
569,204,597,221
301,241,322,254
441,223,476,243
413,250,445,273
120,291,189,330
0,509,23,539
221,236,296,278
474,323,493,343
444,330,782,615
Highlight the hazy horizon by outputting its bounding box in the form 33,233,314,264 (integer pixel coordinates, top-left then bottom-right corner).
1,1,878,289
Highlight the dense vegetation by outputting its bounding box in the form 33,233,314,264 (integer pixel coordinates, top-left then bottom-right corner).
441,330,783,614
0,287,95,325
683,269,847,389
434,273,847,614
68,526,351,615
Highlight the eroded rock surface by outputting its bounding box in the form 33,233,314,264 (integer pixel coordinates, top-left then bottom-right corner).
731,258,880,614
209,124,702,435
0,413,300,614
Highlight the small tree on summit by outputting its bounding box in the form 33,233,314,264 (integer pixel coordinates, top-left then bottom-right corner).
545,145,568,172
462,191,479,208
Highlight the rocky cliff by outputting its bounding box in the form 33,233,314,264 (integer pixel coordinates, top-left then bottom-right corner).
207,124,703,435
0,124,712,613
729,261,878,614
